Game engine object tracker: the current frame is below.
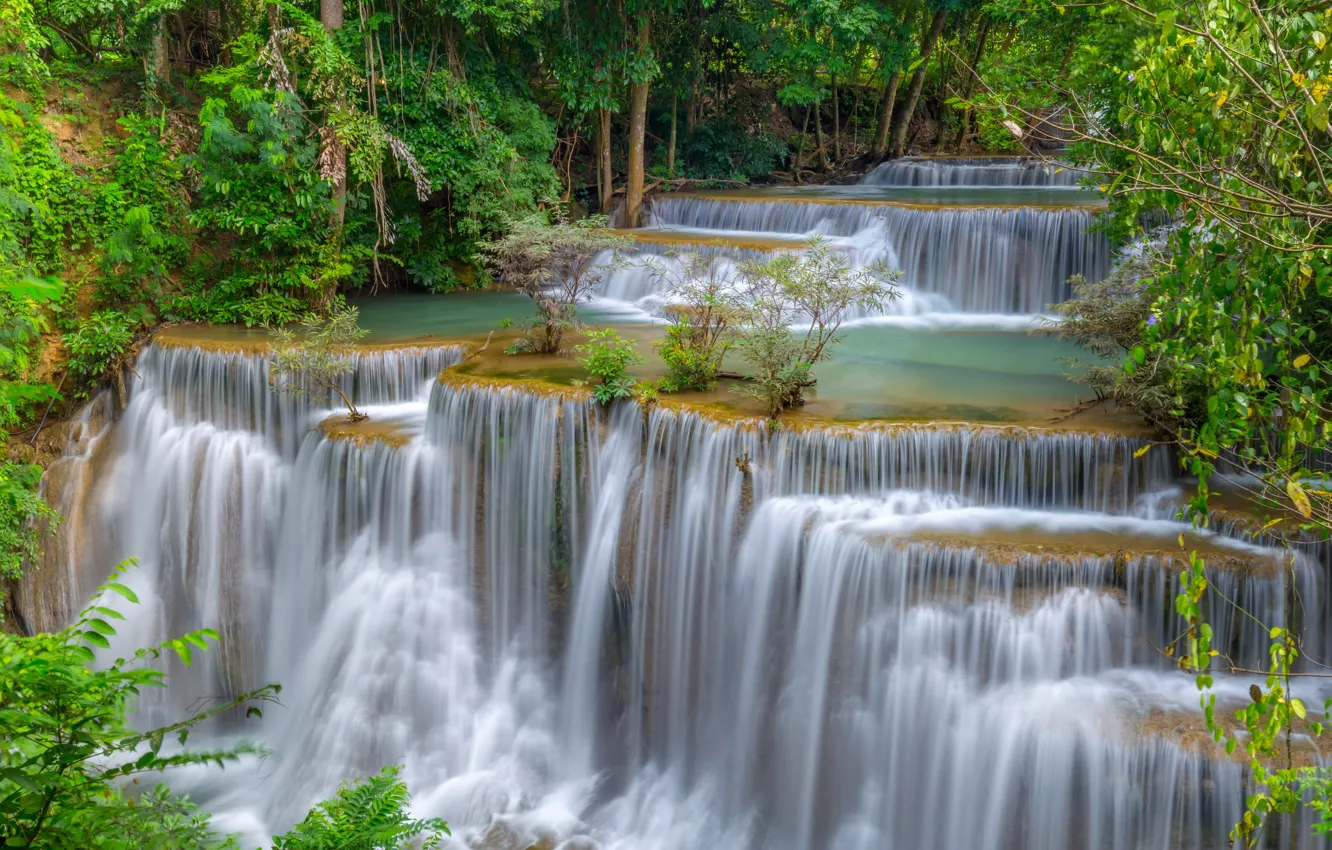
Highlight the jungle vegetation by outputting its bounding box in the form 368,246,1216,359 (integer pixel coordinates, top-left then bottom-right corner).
3,0,1332,843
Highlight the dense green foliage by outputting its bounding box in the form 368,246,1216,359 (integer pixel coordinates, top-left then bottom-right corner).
270,765,449,850
0,560,278,849
0,278,62,611
64,310,136,387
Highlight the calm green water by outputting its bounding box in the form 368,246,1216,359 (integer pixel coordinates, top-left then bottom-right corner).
353,291,1101,425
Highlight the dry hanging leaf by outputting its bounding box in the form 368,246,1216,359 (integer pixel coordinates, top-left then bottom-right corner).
1287,479,1313,519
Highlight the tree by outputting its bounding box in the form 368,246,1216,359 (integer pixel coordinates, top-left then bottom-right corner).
269,306,371,421
321,0,347,229
482,215,628,354
0,560,279,849
889,5,948,157
731,237,897,415
871,7,916,157
624,11,656,227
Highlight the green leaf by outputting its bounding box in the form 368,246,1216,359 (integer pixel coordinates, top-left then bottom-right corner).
1308,100,1329,134
83,632,110,649
104,583,139,604
86,618,117,637
0,768,42,794
1131,345,1146,364
1292,698,1307,719
172,641,193,667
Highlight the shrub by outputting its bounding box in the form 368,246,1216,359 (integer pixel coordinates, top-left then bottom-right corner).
0,460,58,585
1,561,279,846
1045,232,1208,431
271,764,449,850
731,238,897,416
482,215,627,354
575,328,642,404
64,310,135,385
646,249,740,391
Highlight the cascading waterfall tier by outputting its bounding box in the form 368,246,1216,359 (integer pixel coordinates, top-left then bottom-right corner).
644,196,1108,313
36,347,1328,850
861,156,1089,187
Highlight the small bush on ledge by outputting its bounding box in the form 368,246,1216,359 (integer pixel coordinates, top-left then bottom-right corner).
483,215,628,355
731,238,898,416
576,328,642,405
646,248,739,392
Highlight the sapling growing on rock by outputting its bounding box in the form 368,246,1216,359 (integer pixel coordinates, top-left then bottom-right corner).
482,214,629,354
731,237,898,416
268,306,370,421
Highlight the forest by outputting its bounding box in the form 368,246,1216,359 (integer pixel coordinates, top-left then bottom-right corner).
3,0,1332,846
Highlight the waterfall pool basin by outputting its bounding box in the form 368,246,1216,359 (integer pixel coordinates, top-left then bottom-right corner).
154,290,1131,430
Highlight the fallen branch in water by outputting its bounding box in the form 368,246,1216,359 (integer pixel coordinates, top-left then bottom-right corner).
1048,396,1105,424
464,331,494,362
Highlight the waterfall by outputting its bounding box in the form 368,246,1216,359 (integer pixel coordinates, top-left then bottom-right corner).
33,344,1328,850
861,156,1088,187
641,197,1107,313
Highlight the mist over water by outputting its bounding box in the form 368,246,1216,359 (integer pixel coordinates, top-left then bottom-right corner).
31,159,1331,850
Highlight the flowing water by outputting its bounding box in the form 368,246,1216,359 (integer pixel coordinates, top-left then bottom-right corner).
590,168,1108,321
860,155,1090,187
24,158,1331,850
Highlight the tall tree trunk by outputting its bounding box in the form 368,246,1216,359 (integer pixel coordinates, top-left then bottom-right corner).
813,102,828,171
1058,38,1076,75
933,45,949,152
149,15,169,89
686,14,704,134
321,0,346,228
831,76,840,161
952,17,992,151
997,21,1018,59
871,67,901,156
794,106,811,181
667,91,678,174
624,14,651,228
217,0,232,64
267,2,280,32
598,108,613,214
890,8,948,158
